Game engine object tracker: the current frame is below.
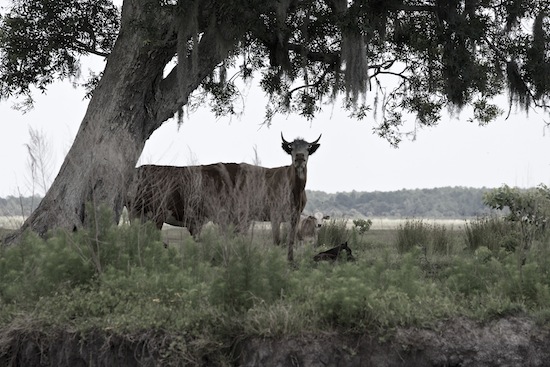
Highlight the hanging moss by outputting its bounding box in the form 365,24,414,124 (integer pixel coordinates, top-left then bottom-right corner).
341,31,368,104
176,1,199,99
526,11,550,99
506,60,531,111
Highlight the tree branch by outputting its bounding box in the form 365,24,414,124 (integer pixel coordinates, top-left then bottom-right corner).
287,43,340,66
287,67,331,96
73,40,110,58
483,35,550,111
154,28,242,125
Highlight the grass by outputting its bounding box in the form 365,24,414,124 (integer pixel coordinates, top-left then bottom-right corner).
1,215,550,363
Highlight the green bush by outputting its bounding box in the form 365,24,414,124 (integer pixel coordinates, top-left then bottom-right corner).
317,219,349,247
291,253,457,331
395,220,430,253
465,216,520,252
353,218,372,236
395,220,454,255
3,206,550,355
0,231,95,304
210,239,289,311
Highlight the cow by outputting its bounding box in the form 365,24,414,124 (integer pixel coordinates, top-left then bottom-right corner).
247,133,321,261
126,163,245,238
127,133,321,261
296,215,321,241
313,241,355,262
298,215,321,241
191,134,321,261
298,213,331,241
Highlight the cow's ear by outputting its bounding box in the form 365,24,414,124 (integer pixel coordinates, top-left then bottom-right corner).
282,142,292,155
308,143,320,155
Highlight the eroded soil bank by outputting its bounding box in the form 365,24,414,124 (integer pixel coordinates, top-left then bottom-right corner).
1,317,549,366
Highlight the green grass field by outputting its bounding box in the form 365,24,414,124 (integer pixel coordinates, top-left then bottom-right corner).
1,213,549,364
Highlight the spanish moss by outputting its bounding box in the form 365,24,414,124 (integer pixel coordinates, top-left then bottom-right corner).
341,31,369,104
176,0,199,121
527,11,550,99
506,60,531,111
334,0,369,104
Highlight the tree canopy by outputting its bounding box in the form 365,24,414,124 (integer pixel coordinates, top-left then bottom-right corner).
2,0,548,145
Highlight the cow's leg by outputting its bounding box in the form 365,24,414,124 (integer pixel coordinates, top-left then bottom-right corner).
271,216,281,245
287,211,300,262
187,219,203,242
154,215,164,230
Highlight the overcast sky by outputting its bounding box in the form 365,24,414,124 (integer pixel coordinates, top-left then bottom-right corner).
0,2,548,197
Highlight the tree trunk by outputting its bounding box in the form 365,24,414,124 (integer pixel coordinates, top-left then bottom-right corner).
4,0,235,244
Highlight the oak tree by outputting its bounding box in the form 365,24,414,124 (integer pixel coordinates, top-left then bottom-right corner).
1,0,548,241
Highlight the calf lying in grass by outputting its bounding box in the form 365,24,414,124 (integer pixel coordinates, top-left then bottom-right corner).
313,241,355,262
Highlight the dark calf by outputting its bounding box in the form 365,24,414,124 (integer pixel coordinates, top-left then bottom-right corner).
313,241,355,262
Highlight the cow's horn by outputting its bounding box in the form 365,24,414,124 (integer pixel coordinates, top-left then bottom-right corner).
281,132,290,145
310,134,322,144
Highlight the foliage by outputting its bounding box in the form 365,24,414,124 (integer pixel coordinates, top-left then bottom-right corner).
1,0,549,137
484,185,550,229
2,206,550,362
292,253,458,331
484,184,550,261
353,218,372,235
464,216,520,253
0,0,120,102
317,219,349,247
394,219,454,255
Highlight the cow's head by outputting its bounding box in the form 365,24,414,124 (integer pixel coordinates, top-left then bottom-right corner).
281,133,321,179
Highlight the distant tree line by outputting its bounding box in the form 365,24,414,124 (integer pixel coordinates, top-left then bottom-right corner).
0,196,41,217
1,187,495,220
305,187,495,219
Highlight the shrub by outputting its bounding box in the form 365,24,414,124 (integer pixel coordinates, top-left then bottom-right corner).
209,238,289,311
464,216,519,252
353,218,372,235
0,231,95,304
317,219,349,247
4,207,550,351
395,220,430,253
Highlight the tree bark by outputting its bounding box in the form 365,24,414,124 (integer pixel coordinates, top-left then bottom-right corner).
4,0,236,244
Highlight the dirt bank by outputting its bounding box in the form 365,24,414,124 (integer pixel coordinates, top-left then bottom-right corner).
1,317,549,366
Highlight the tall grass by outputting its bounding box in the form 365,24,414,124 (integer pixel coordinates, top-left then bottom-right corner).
465,216,520,252
394,219,455,255
317,219,349,246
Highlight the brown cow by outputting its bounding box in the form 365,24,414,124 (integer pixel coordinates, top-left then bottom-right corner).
127,134,321,261
240,134,321,261
126,163,244,237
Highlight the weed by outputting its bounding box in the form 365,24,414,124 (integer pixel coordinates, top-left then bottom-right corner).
395,220,430,253
317,219,349,246
465,216,519,253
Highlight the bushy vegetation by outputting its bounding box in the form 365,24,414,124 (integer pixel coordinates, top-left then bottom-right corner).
1,195,550,363
394,220,455,255
465,216,520,252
